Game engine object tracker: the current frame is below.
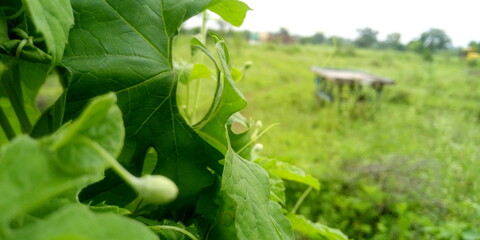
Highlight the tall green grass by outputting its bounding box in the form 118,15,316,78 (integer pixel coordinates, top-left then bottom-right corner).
175,35,480,239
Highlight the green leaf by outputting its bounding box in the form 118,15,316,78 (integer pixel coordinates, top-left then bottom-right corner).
0,135,70,230
3,63,58,139
18,61,50,118
227,115,263,160
196,190,238,239
51,93,124,174
258,158,321,190
62,0,223,208
287,214,348,240
176,63,213,85
0,93,124,235
231,67,243,81
88,202,131,215
190,63,213,81
6,205,158,240
193,35,247,154
24,0,74,65
0,56,53,141
208,0,251,27
269,174,286,204
30,66,70,137
175,62,192,85
221,147,295,239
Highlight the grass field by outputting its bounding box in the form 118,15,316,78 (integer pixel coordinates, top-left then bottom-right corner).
175,36,480,239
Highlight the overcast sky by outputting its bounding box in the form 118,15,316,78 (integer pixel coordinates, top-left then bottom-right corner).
191,0,479,47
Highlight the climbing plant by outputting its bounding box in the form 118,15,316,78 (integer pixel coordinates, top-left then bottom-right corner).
0,0,346,239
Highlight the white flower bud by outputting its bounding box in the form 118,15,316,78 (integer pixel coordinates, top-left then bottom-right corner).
133,175,178,205
253,143,264,152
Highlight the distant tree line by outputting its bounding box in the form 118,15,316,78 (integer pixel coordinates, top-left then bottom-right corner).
295,27,460,61
180,23,476,61
297,27,453,52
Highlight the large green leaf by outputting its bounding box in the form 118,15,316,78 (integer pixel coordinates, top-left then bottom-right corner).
196,189,238,239
62,0,223,207
0,93,124,236
24,0,74,65
6,205,158,240
208,0,251,27
221,147,295,239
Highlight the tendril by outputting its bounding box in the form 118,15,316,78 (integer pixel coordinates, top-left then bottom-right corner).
15,39,27,58
5,3,26,20
10,28,29,39
33,37,45,43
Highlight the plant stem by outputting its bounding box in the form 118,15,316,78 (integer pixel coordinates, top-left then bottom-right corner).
291,186,313,215
190,11,209,124
150,225,199,240
185,77,191,122
86,139,137,187
0,105,15,140
191,79,201,123
238,123,279,154
201,11,208,44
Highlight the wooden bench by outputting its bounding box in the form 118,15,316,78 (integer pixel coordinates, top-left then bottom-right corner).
311,66,394,103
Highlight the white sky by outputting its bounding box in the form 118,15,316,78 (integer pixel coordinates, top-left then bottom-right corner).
189,0,479,47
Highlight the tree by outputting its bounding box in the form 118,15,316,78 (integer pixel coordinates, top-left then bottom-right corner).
298,32,326,45
354,27,378,48
385,33,405,51
407,40,423,53
311,32,326,44
419,28,451,52
468,41,480,50
275,27,295,44
407,39,432,61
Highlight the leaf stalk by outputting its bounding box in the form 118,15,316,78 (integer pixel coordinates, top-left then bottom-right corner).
291,186,313,215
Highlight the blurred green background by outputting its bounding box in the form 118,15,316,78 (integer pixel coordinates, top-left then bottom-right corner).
174,33,480,239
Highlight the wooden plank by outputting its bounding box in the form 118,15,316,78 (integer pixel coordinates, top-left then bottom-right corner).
311,66,394,86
